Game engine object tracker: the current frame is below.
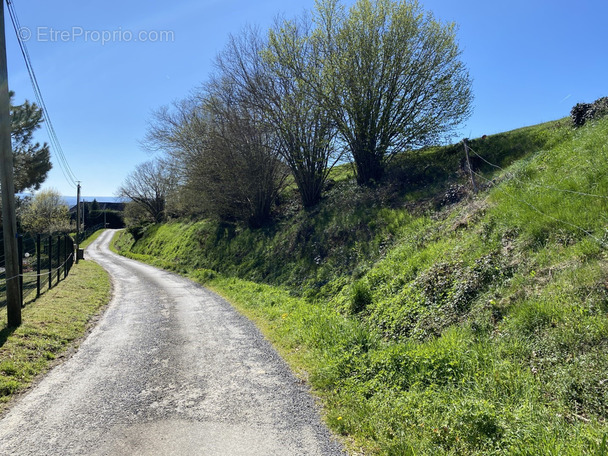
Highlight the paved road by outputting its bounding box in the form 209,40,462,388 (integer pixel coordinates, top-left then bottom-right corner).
0,230,345,455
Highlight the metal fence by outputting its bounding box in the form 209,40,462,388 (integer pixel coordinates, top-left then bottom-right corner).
0,233,75,309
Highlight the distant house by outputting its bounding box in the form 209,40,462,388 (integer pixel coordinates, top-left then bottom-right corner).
69,202,125,213
69,200,125,229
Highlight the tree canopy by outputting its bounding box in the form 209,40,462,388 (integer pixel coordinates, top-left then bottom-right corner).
20,188,71,235
11,92,52,193
272,0,473,184
131,0,473,229
217,26,340,207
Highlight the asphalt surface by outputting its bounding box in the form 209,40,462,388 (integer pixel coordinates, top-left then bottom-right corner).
0,230,345,455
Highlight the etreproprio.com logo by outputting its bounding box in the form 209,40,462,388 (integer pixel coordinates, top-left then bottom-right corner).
18,26,175,45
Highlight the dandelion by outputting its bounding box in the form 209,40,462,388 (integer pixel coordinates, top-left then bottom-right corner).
337,416,342,421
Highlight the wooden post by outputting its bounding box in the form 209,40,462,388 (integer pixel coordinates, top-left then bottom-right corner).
48,235,52,290
67,236,73,273
0,0,21,326
56,236,60,286
462,139,478,194
63,235,68,279
76,183,81,263
36,234,41,297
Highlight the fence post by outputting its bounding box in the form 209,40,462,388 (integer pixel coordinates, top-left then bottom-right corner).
17,234,23,308
48,235,52,290
56,236,60,286
70,236,74,272
462,138,478,194
36,234,41,298
66,236,72,274
63,235,68,279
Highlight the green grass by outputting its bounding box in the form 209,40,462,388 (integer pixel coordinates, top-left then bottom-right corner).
78,228,106,250
0,260,111,413
113,115,608,454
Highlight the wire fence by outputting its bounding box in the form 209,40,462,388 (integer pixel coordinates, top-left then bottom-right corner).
462,141,608,249
0,233,75,309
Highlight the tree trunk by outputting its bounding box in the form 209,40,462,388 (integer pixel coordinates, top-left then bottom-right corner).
354,151,384,186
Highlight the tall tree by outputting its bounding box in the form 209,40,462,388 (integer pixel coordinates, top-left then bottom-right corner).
218,26,339,207
201,78,288,226
144,88,288,227
274,0,473,185
143,99,212,218
10,92,52,192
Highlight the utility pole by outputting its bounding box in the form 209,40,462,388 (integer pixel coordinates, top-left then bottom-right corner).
76,182,81,263
0,0,21,326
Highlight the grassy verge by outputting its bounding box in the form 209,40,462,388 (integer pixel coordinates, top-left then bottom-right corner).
0,259,111,414
79,229,106,250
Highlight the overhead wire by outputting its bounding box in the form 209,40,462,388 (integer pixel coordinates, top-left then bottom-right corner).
6,0,79,188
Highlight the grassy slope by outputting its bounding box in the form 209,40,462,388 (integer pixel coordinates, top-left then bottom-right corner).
114,117,608,454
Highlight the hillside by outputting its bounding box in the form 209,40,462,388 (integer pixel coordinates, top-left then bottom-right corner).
114,116,608,454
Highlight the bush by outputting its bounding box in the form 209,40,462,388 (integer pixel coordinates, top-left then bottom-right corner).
593,96,608,118
350,280,372,314
571,103,594,127
127,224,148,242
571,97,608,127
191,268,217,284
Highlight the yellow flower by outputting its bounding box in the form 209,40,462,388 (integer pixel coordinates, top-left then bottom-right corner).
337,416,342,421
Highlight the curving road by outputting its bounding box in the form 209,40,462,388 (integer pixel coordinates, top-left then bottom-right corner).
0,230,344,455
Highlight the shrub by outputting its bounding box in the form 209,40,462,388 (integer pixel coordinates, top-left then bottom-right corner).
571,103,594,127
127,224,148,242
191,268,217,284
350,280,372,314
571,97,608,127
593,96,608,118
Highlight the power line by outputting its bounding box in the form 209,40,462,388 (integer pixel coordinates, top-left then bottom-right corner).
6,0,78,188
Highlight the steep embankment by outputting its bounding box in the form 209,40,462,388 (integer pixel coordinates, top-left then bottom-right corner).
114,117,608,454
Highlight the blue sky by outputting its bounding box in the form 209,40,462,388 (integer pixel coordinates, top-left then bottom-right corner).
5,0,607,198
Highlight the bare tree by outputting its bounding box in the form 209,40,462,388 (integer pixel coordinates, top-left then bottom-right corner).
143,85,287,227
143,99,211,217
217,26,340,208
117,160,176,223
197,78,288,227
